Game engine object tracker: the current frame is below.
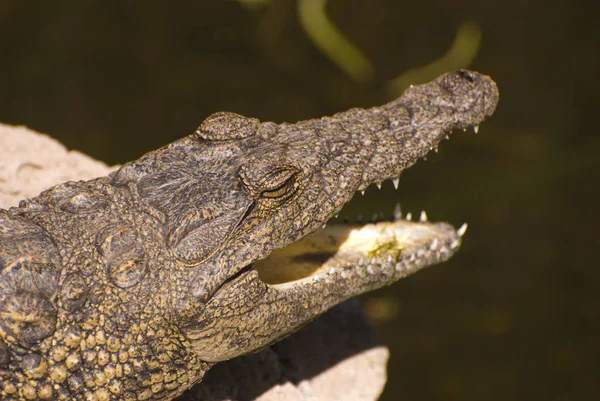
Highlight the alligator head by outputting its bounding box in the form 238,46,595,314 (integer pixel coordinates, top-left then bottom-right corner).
112,70,498,362
0,70,498,401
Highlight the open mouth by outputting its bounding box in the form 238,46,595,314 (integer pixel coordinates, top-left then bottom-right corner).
190,183,471,363
254,205,467,290
191,196,469,362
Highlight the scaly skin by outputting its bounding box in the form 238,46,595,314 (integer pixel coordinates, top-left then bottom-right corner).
0,70,498,401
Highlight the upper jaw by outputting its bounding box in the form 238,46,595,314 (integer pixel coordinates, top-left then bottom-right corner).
244,69,498,291
356,70,499,191
229,69,497,259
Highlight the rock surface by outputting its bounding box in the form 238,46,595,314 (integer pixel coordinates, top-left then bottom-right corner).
0,122,388,401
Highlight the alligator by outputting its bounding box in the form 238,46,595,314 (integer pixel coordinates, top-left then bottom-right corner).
0,70,498,401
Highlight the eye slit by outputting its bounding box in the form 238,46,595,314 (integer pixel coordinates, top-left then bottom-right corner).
262,176,294,199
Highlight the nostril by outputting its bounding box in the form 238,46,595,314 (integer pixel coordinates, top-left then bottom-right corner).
457,70,475,82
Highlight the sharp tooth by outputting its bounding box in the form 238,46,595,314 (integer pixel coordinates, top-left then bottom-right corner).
420,210,428,221
376,182,382,190
392,178,399,189
457,223,468,237
329,267,336,275
450,240,460,249
358,258,365,266
445,135,450,140
360,190,365,195
371,214,378,222
322,223,327,229
393,203,402,220
434,147,438,153
430,238,438,251
405,212,412,221
463,128,467,132
474,125,479,134
387,255,393,263
370,257,376,264
335,213,339,218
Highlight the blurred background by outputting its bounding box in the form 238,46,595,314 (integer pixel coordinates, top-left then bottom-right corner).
0,0,598,400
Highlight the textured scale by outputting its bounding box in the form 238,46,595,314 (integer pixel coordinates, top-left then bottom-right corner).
0,71,498,400
1,180,207,400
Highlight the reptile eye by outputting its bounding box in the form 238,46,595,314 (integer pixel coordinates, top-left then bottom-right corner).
239,165,298,201
262,176,295,199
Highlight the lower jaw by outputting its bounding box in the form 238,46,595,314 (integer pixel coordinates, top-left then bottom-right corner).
254,215,466,290
189,213,466,362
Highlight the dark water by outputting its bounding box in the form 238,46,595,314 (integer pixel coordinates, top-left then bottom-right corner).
1,0,598,399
